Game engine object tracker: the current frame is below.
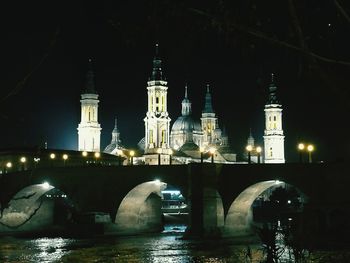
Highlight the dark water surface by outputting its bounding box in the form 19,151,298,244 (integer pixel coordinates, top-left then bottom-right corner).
1,226,350,262
0,231,263,262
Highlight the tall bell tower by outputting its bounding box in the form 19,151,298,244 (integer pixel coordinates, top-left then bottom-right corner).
144,44,171,164
77,59,102,152
263,74,285,163
201,84,220,147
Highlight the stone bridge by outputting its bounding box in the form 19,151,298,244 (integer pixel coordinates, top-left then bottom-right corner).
0,163,349,237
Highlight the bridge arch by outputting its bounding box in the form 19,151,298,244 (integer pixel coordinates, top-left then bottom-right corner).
114,181,167,235
0,183,60,233
224,180,287,237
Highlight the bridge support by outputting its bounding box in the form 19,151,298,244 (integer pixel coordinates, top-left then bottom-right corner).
185,164,224,238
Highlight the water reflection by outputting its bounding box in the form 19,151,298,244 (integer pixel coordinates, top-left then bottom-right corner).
0,233,265,263
29,238,72,263
0,237,72,262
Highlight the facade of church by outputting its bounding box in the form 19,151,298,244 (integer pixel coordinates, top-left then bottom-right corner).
78,46,285,164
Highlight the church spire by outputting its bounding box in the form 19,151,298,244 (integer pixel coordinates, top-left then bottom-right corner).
113,117,119,133
181,84,191,116
267,73,279,104
84,58,97,94
203,84,214,113
247,128,255,147
111,117,120,144
150,43,164,81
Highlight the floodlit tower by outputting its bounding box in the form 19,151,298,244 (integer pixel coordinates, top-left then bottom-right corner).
201,84,219,146
247,128,255,148
77,59,102,152
110,117,120,145
263,74,285,163
144,44,171,164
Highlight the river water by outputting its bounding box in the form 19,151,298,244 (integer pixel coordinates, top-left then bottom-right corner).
0,225,265,263
1,225,349,262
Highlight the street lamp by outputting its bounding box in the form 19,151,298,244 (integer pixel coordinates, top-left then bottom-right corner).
62,154,68,166
20,157,26,171
81,151,88,166
94,152,100,165
200,146,205,163
298,143,305,163
6,162,12,168
209,147,216,163
246,145,253,164
256,146,262,164
307,144,314,163
130,150,135,166
34,157,40,168
169,149,173,165
157,148,162,165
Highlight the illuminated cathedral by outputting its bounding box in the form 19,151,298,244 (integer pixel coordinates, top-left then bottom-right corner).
77,45,285,164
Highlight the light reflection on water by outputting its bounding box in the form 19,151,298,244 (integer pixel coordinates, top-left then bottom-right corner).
0,233,263,263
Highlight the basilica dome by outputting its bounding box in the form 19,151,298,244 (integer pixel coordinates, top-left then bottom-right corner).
171,115,201,133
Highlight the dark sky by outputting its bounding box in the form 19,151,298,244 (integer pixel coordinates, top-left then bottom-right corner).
1,1,350,162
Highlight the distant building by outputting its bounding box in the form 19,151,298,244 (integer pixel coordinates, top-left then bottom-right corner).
104,118,124,154
77,59,102,152
77,47,285,164
263,74,285,163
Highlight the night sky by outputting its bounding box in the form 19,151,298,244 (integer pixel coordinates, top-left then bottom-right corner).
1,1,350,162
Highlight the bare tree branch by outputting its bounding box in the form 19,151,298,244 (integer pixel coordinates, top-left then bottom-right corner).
0,26,60,103
189,8,350,67
334,0,350,25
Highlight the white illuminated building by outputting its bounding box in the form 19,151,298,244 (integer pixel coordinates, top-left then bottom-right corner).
143,44,172,165
77,59,102,152
76,48,286,165
263,74,285,163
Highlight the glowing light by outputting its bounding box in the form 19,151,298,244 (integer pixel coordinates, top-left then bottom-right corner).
199,146,205,153
298,143,305,151
63,154,68,160
6,162,12,168
42,182,50,189
82,151,88,157
34,157,40,162
275,180,281,184
307,145,314,152
116,149,123,156
154,179,161,184
246,145,253,152
256,146,262,153
20,157,26,163
209,147,216,154
94,152,100,158
162,190,181,195
130,150,135,157
287,200,291,204
50,153,56,159
288,217,293,221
